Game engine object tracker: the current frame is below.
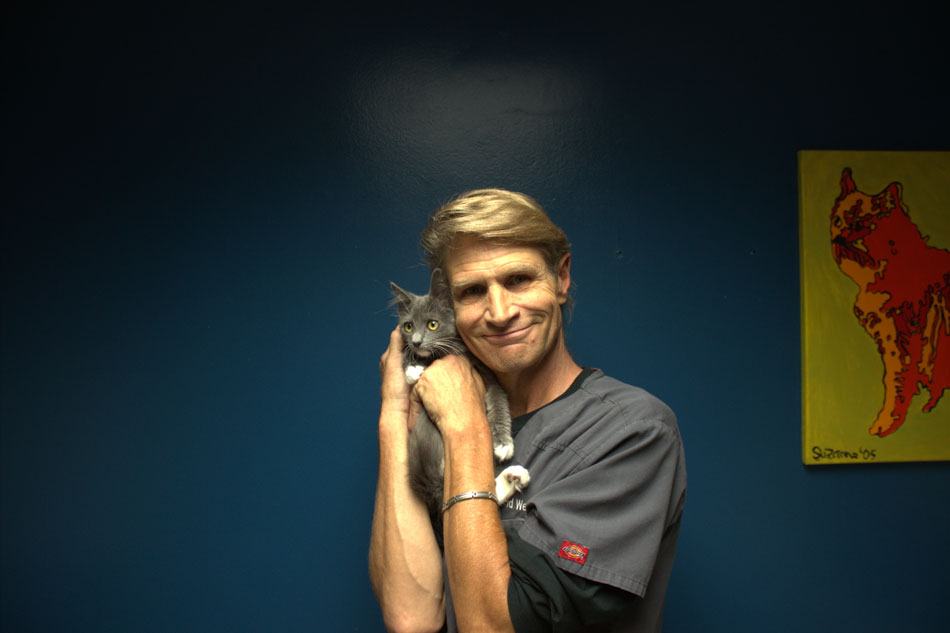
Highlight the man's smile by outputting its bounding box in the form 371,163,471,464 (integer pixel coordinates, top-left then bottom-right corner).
483,324,533,344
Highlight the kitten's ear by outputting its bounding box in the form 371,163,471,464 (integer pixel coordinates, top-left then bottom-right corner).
429,268,451,300
390,282,414,311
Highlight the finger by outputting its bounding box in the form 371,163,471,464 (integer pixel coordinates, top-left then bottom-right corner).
380,327,403,370
407,391,422,430
388,325,402,348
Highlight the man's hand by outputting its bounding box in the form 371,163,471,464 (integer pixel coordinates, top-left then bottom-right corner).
379,326,408,393
412,354,487,434
379,327,409,401
379,327,427,430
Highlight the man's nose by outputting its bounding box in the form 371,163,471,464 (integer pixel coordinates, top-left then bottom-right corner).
486,285,516,324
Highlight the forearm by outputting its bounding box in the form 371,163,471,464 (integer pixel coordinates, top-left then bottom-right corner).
369,405,445,633
442,414,515,633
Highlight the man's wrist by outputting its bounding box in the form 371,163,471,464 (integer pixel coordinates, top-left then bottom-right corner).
378,402,410,436
380,394,411,414
441,412,494,490
440,410,490,444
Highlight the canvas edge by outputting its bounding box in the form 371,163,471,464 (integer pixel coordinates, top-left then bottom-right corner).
797,150,814,465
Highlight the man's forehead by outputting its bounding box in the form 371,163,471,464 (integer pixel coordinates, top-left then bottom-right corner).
444,237,546,279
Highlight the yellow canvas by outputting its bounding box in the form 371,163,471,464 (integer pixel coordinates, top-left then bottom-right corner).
799,151,950,465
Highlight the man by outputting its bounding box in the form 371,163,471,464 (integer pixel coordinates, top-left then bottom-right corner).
370,189,686,633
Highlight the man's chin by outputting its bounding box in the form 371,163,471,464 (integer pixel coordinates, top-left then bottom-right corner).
477,349,536,376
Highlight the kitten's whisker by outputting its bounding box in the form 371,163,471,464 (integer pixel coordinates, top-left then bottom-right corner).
443,339,467,355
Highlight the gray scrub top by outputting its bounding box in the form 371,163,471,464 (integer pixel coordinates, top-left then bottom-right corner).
446,368,687,632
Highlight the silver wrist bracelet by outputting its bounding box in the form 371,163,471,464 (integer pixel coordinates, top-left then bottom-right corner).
441,490,498,515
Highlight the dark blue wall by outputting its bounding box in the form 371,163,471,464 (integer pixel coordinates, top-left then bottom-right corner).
3,3,948,632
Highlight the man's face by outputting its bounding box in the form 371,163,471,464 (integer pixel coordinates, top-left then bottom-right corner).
443,236,570,377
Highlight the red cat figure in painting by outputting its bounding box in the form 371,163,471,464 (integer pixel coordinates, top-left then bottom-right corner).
830,168,950,436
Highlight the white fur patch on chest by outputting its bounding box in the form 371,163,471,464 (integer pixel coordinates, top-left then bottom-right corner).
405,364,425,384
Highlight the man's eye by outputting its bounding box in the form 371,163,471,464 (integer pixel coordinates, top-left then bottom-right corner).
461,286,485,297
508,274,530,286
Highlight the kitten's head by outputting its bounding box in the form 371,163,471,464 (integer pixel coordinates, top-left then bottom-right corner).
390,269,464,363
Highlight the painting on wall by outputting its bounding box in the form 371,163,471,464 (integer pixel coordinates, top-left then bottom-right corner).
799,151,950,465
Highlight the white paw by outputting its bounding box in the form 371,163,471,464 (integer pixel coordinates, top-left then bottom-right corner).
494,443,514,462
405,365,424,385
495,465,530,504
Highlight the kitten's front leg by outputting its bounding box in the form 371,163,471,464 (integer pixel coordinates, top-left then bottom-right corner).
495,465,530,504
485,382,514,461
405,364,425,385
494,443,515,462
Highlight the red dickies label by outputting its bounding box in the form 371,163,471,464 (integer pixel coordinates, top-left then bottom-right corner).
558,540,589,565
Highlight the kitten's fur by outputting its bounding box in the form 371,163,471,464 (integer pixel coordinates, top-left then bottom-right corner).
391,269,529,521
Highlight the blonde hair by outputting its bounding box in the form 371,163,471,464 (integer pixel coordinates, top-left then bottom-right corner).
420,189,571,273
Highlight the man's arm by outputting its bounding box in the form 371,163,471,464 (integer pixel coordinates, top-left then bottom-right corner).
414,355,516,633
369,328,445,633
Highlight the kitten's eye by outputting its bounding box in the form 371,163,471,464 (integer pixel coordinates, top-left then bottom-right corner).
403,322,414,333
427,320,439,331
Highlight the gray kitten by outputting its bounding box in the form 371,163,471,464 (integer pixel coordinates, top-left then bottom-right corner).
390,269,530,522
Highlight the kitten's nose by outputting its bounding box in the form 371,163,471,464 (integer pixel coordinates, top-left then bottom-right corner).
411,333,423,346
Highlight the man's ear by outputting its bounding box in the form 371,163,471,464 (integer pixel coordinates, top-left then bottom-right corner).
555,253,571,305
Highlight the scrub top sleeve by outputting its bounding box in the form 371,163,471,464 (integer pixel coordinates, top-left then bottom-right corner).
516,416,685,596
506,526,638,633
